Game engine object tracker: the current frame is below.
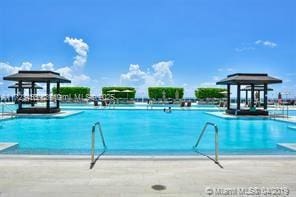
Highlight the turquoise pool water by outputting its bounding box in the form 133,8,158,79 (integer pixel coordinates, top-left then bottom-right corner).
0,110,296,155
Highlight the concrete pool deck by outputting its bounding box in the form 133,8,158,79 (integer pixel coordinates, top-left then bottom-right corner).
0,156,295,197
207,111,296,124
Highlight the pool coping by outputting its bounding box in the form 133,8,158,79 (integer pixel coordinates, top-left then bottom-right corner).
206,111,296,124
1,154,296,160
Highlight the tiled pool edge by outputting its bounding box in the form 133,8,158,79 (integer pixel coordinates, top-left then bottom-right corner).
15,110,83,119
1,154,296,160
206,111,296,124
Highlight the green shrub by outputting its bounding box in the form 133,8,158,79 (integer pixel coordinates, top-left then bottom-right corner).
148,87,184,99
52,86,90,98
102,87,136,98
195,88,226,99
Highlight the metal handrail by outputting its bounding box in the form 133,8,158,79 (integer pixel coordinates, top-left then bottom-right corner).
193,122,219,163
1,103,16,118
91,122,107,164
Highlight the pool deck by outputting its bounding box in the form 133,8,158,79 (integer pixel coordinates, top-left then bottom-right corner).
15,110,83,118
0,143,18,152
0,156,295,197
277,143,296,151
207,111,296,124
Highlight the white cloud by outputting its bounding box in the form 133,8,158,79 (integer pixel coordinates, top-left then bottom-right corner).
64,37,89,68
55,66,72,79
55,66,90,85
120,60,174,94
235,46,255,52
0,61,32,74
236,40,277,52
41,62,55,71
39,37,92,85
120,64,147,85
255,40,277,48
151,61,173,85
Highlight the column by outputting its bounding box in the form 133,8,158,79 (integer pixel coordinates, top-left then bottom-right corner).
264,84,268,110
56,82,60,109
18,81,23,110
251,84,255,108
237,84,241,110
227,84,230,110
46,81,50,110
31,82,35,107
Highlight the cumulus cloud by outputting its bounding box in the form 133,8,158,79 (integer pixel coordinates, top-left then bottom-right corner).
120,61,174,93
41,62,55,71
120,64,147,85
55,66,90,85
64,37,89,68
0,61,32,74
37,37,91,85
151,61,173,85
255,40,277,48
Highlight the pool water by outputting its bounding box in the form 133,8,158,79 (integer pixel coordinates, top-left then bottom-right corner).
0,110,296,155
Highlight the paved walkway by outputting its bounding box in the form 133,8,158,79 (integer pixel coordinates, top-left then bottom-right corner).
0,158,295,197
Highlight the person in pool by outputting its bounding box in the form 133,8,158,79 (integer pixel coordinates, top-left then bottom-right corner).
163,107,172,113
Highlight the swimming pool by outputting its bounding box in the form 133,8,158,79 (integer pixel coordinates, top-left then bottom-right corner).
0,110,296,155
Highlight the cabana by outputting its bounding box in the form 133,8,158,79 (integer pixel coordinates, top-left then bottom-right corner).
8,82,43,104
216,73,282,116
3,71,71,114
241,85,273,105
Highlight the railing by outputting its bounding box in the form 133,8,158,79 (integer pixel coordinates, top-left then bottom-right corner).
193,122,219,163
270,103,289,119
147,100,153,110
1,103,16,119
91,122,107,165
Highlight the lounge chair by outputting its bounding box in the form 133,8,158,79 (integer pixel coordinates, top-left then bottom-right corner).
180,101,185,107
186,101,191,107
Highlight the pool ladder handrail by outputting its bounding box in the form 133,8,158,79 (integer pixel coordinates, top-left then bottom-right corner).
1,102,16,119
193,122,219,163
91,122,107,164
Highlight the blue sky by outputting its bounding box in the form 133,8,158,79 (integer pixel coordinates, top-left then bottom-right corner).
0,0,295,97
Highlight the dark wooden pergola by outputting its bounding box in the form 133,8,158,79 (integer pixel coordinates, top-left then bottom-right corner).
216,73,282,116
8,82,43,105
3,71,71,114
9,82,42,96
241,85,273,105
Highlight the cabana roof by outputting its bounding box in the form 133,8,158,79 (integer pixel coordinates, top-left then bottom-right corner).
3,71,71,83
216,73,282,85
241,85,273,91
8,82,43,89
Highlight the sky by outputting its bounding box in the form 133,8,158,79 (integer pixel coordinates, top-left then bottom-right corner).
0,0,295,97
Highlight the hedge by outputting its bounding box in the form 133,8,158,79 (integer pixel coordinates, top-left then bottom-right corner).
195,88,226,99
52,86,90,99
102,87,136,99
148,87,184,99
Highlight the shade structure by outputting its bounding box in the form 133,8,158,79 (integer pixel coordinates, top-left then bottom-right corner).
121,89,135,99
3,70,71,83
216,73,282,116
3,70,71,114
216,73,282,85
8,82,43,89
220,91,228,94
241,85,273,91
107,89,121,93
